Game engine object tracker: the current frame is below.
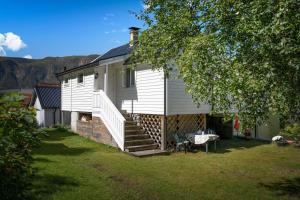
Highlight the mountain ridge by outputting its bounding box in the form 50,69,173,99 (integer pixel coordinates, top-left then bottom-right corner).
0,55,99,90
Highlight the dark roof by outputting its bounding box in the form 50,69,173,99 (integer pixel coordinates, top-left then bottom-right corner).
56,43,132,77
56,61,98,77
34,86,61,109
99,43,132,60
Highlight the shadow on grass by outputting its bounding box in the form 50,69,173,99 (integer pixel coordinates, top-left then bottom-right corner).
40,129,75,142
35,142,92,156
260,177,300,198
34,129,93,156
33,157,54,163
187,137,269,154
31,173,79,200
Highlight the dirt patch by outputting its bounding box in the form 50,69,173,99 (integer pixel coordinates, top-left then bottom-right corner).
108,174,137,188
88,163,108,172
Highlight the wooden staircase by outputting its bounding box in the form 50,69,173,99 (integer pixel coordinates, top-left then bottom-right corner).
123,112,168,157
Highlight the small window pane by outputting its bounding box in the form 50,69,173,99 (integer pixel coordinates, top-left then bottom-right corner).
130,70,135,86
78,74,83,83
126,69,131,87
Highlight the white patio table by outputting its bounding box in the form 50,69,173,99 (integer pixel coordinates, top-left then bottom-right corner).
186,133,219,153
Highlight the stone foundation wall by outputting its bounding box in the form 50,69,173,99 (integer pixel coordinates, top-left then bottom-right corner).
76,117,117,147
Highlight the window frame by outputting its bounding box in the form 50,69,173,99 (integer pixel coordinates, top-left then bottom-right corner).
77,73,84,85
63,77,69,87
122,67,135,88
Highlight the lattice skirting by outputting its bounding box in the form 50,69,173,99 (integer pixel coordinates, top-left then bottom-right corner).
166,114,206,149
132,114,164,148
132,113,206,150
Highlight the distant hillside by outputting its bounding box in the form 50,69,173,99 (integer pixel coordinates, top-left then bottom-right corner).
0,55,99,90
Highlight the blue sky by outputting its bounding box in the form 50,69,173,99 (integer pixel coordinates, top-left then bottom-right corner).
0,0,145,59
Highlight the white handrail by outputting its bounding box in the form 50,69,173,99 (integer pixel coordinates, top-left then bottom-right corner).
93,90,125,150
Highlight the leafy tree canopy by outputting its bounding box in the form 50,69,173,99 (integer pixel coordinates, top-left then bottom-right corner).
131,0,300,127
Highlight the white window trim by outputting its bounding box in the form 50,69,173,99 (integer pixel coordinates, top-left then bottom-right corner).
122,67,135,88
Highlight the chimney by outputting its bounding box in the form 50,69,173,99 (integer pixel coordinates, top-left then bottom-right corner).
129,27,140,47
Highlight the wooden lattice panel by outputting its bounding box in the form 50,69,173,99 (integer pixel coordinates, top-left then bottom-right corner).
133,114,163,147
166,114,206,149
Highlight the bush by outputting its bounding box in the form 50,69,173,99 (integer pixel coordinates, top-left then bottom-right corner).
53,124,69,132
280,123,300,142
0,93,41,200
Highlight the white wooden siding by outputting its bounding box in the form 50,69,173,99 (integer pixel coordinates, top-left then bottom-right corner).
167,67,211,115
116,64,165,115
61,78,71,111
61,70,94,113
34,97,44,126
34,97,60,127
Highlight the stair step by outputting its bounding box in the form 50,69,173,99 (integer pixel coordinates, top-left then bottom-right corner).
129,149,170,157
125,125,141,130
125,134,150,140
125,144,158,152
125,129,144,134
125,121,137,125
125,138,154,147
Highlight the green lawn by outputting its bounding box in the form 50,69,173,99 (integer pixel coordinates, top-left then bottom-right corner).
32,128,300,200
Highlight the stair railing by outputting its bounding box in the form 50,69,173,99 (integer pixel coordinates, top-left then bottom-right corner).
93,90,125,150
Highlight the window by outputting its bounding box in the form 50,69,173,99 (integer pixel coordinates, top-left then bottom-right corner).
123,68,135,88
77,73,83,84
64,78,68,84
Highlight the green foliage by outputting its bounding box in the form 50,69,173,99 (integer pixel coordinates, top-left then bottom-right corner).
280,123,300,142
0,93,41,200
53,124,69,132
131,0,300,128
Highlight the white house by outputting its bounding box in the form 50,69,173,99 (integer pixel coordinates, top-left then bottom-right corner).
31,84,61,127
57,27,278,156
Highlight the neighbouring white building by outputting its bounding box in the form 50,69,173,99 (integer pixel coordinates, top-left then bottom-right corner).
56,27,279,156
31,84,61,127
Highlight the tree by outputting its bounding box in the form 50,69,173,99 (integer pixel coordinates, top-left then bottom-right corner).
131,0,300,127
0,93,40,200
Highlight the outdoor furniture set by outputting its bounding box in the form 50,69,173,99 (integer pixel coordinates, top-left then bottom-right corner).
171,129,220,153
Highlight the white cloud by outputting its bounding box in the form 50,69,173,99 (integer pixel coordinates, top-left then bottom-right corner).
23,54,32,59
0,32,26,56
121,28,128,32
0,46,6,56
142,3,150,10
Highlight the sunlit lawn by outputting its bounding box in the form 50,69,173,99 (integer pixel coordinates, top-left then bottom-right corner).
32,128,300,200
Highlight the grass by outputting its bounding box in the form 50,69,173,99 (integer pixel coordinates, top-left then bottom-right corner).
32,128,300,200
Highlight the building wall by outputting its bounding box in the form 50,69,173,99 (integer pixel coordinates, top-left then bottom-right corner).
71,111,79,132
34,97,45,126
34,97,60,127
61,69,94,113
167,67,211,115
62,111,71,125
44,109,60,127
256,116,280,140
76,116,117,147
116,64,165,115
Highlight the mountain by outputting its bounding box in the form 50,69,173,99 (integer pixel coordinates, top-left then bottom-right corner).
0,55,99,90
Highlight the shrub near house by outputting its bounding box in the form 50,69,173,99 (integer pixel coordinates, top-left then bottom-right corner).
0,93,41,200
